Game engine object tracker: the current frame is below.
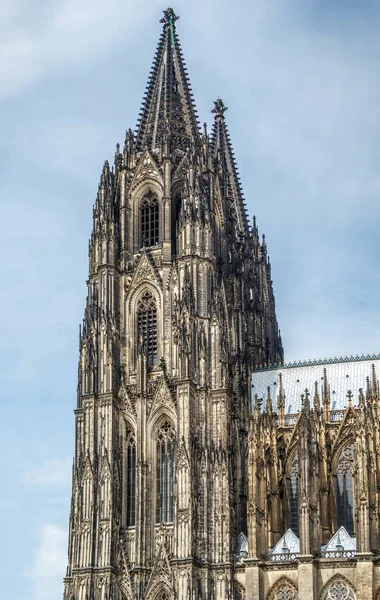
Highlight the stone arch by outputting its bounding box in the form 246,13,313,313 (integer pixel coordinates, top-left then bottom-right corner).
148,406,177,440
130,180,163,252
126,282,162,368
330,440,355,536
331,436,355,473
266,576,298,600
145,580,172,600
128,281,162,314
319,574,356,600
140,190,160,248
285,447,300,536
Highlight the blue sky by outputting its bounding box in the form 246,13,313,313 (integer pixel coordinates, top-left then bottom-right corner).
1,1,380,598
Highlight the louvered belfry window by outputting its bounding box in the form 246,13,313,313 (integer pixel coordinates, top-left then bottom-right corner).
137,291,158,366
156,421,176,523
141,192,159,247
126,428,136,527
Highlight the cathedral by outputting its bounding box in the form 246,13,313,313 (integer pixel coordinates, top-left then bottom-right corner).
63,9,380,600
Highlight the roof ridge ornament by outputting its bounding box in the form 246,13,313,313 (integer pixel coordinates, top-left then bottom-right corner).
212,98,228,119
160,8,179,47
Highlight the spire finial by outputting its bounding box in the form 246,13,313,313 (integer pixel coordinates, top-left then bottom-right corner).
212,98,228,119
160,7,179,25
160,8,179,46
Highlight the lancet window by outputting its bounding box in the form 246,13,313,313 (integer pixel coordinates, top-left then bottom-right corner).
156,421,176,523
289,456,299,536
336,443,355,535
141,192,159,247
137,291,158,367
126,427,136,527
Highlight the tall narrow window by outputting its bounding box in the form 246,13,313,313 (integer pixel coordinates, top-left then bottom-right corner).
141,192,159,247
289,456,299,536
126,427,136,527
336,443,355,534
137,291,158,367
156,421,176,523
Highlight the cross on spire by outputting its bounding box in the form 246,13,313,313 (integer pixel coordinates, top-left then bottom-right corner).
160,7,179,25
160,8,179,46
212,98,228,118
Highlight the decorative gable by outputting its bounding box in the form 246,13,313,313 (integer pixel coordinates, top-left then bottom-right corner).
149,378,176,418
130,150,163,192
129,250,163,293
270,529,300,556
119,381,137,418
176,438,190,470
144,540,172,599
322,527,356,553
236,532,248,559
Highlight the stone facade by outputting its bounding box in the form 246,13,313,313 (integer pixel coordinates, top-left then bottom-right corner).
247,357,380,599
63,9,380,600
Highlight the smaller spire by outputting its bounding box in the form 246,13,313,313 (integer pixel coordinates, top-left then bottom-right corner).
313,381,320,412
304,388,310,411
212,98,228,119
366,375,371,402
278,372,285,426
358,388,365,409
253,394,260,419
322,367,330,419
266,385,272,413
372,363,378,396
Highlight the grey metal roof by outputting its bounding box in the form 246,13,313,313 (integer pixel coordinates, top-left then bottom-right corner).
251,354,380,414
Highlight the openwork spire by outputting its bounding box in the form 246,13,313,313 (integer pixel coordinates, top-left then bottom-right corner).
211,98,248,235
136,8,200,153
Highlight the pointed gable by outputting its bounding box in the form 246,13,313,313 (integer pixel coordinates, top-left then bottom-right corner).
236,532,248,558
322,527,356,553
144,539,172,597
270,529,300,556
149,377,176,418
130,150,163,192
129,250,163,292
136,8,200,154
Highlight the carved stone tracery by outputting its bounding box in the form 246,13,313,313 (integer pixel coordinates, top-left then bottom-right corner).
323,579,355,600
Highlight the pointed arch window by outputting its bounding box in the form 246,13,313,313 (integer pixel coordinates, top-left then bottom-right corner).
289,456,299,536
141,192,159,247
137,291,158,367
126,427,136,527
156,421,176,523
336,443,355,535
268,577,298,600
323,578,355,600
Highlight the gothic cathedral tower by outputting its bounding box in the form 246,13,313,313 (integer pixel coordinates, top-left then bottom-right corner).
64,9,283,600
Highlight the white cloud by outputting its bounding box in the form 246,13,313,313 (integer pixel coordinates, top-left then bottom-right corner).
25,524,67,600
24,458,72,488
0,0,159,99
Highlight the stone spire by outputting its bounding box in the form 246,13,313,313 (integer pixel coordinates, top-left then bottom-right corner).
211,98,249,236
135,8,200,153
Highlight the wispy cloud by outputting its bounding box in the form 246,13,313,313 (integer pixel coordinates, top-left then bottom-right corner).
0,0,159,99
25,524,68,600
23,458,72,488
